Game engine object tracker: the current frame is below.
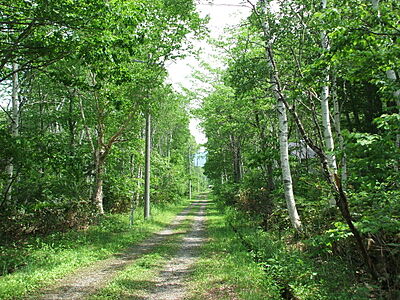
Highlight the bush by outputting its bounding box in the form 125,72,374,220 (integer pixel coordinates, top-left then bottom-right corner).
0,198,95,245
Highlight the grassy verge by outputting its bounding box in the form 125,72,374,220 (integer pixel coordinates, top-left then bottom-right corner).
214,202,370,300
0,199,190,299
185,200,281,300
88,202,202,299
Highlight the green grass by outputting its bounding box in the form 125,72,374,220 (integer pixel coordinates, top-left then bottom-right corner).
215,203,371,300
185,201,281,300
0,199,190,300
88,202,202,299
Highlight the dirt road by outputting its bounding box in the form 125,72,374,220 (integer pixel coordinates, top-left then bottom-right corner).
33,200,208,300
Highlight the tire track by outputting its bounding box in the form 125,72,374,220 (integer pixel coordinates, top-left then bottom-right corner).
142,199,208,300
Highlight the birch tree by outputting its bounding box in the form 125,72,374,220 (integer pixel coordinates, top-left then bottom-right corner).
332,76,347,183
320,0,338,206
0,0,204,224
258,0,302,231
4,63,19,204
386,69,400,172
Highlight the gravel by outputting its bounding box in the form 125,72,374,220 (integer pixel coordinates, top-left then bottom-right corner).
143,199,208,300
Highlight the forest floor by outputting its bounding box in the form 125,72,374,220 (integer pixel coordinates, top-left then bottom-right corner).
1,195,384,299
2,194,275,299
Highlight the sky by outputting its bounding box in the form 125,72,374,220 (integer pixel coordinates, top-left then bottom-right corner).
166,0,253,146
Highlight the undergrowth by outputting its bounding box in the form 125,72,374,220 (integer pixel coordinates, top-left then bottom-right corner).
222,200,372,300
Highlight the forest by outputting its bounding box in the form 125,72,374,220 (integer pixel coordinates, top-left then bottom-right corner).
0,0,399,299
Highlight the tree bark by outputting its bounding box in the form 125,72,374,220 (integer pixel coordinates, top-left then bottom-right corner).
280,96,379,281
229,134,242,183
86,89,139,214
321,0,338,206
277,98,302,231
386,70,400,172
93,136,105,214
4,63,19,204
144,113,151,219
259,2,302,231
252,0,378,279
332,76,347,183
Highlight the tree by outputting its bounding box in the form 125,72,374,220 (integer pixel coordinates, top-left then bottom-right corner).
0,0,204,238
196,0,399,286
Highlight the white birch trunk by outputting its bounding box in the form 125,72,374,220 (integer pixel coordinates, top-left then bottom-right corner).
5,63,19,203
386,70,400,172
277,99,302,230
144,113,151,219
188,148,192,201
321,82,337,175
261,1,302,231
321,0,338,206
332,77,347,183
93,144,105,214
92,110,105,214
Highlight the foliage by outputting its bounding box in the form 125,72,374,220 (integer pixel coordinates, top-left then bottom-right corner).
194,0,400,297
0,0,205,241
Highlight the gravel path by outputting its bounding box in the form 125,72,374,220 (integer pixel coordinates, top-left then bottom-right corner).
33,203,197,300
143,199,208,300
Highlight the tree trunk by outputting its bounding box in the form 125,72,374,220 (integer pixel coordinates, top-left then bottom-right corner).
386,70,400,172
92,106,106,214
266,161,274,191
332,76,347,183
93,142,105,214
321,0,338,206
4,63,19,204
277,98,302,231
188,145,192,201
144,113,151,219
229,134,242,183
260,2,302,231
255,0,377,279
